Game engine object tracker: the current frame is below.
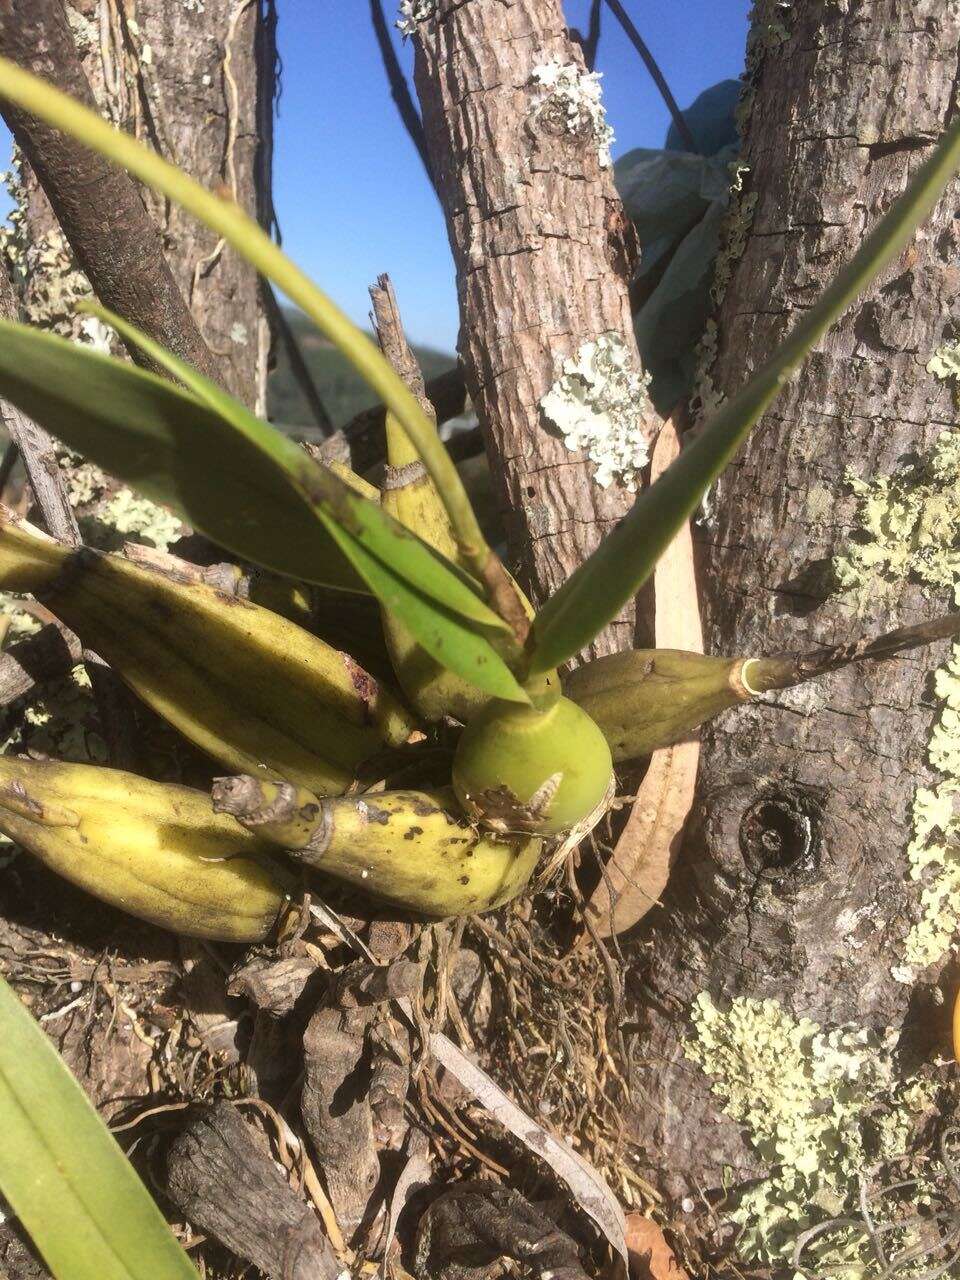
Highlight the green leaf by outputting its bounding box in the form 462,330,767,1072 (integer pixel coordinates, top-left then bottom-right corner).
73,303,508,634
530,115,960,674
0,975,198,1280
74,308,523,698
0,58,495,601
0,318,529,703
320,514,528,701
0,318,363,593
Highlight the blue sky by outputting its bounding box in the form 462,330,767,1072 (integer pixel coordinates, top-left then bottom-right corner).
273,0,753,352
1,0,752,352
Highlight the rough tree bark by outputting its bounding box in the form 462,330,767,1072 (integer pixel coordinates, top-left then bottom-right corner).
629,0,960,1198
0,0,220,386
2,0,271,411
411,0,652,658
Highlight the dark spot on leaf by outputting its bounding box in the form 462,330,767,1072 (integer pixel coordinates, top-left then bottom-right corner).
403,825,424,841
361,803,391,826
459,875,470,885
299,803,320,821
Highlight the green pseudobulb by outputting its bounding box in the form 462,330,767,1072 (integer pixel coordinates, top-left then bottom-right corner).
452,695,613,837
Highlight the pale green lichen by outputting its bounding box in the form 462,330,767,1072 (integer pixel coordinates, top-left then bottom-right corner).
830,424,960,977
734,0,793,138
99,489,183,550
64,4,98,54
928,341,960,416
530,59,614,168
686,993,939,1274
0,594,42,642
539,334,651,489
928,340,960,385
833,430,960,605
1,663,107,765
897,642,960,976
58,452,183,551
396,0,435,37
62,457,106,509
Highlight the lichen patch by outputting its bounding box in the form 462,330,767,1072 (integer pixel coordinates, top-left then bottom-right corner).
829,421,960,978
529,58,614,168
686,993,938,1272
897,641,960,976
539,334,652,490
396,0,435,37
833,429,960,606
927,339,960,390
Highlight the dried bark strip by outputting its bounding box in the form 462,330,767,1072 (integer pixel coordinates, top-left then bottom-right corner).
586,416,702,935
0,0,219,386
160,1100,342,1280
412,0,651,658
301,1004,381,1239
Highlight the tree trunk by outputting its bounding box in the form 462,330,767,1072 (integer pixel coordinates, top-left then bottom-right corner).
126,0,272,412
411,0,653,659
630,0,960,1211
3,0,271,412
0,0,221,387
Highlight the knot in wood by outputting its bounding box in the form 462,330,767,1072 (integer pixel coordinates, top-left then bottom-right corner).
739,784,825,884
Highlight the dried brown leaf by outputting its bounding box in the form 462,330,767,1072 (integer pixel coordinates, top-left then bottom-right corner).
625,1214,689,1280
586,415,703,937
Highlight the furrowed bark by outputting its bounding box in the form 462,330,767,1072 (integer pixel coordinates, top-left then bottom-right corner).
0,0,272,412
0,0,220,387
160,1101,342,1280
411,0,652,659
629,0,960,1200
128,0,273,411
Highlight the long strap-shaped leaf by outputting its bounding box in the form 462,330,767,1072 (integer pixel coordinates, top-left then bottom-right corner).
0,58,491,587
78,300,501,621
74,303,525,697
0,318,362,592
529,117,960,674
0,319,527,701
0,975,198,1280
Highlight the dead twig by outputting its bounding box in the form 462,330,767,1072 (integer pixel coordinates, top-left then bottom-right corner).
370,0,435,187
601,0,696,152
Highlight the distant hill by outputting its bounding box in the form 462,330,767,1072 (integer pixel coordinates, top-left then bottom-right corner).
268,308,455,433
